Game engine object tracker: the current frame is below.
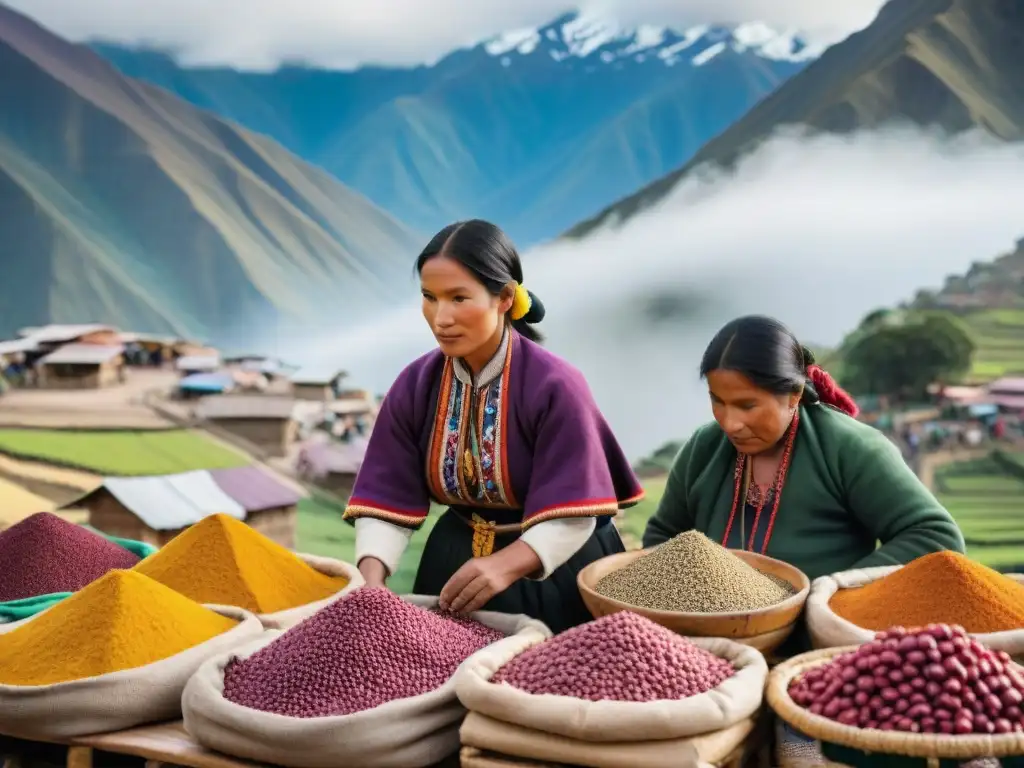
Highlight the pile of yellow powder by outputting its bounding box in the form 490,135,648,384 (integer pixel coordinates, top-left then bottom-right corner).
0,570,237,686
134,513,348,613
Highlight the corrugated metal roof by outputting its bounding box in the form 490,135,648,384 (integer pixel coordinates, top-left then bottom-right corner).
290,367,346,385
38,344,124,365
20,324,117,343
176,355,221,371
329,399,376,416
208,466,304,512
299,439,367,476
180,373,235,393
989,377,1024,395
0,338,39,355
196,394,295,420
101,470,246,530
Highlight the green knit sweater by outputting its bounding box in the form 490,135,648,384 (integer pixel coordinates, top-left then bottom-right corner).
642,403,965,581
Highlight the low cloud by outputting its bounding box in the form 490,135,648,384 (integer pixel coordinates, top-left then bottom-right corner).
9,0,884,69
287,127,1024,458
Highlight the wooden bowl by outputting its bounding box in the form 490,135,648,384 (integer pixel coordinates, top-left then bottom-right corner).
577,547,811,642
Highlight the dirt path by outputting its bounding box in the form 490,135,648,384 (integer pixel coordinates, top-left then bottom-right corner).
0,453,100,490
917,448,991,491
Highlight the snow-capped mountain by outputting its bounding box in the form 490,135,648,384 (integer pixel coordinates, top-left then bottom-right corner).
94,12,819,243
483,15,822,68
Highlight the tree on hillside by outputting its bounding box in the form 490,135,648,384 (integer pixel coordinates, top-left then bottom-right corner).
839,312,975,399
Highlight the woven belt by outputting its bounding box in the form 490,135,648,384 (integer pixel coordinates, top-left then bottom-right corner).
451,511,521,558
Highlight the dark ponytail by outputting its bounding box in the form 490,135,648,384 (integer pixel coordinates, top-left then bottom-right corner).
415,220,545,343
700,316,859,417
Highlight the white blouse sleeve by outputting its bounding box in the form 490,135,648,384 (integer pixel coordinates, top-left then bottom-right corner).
519,517,597,580
355,517,414,577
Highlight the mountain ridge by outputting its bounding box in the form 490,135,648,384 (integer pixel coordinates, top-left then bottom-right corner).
567,0,1024,238
0,2,420,346
94,13,815,243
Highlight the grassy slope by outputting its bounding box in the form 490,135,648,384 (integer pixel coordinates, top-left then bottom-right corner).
0,429,249,475
933,454,1024,569
960,308,1024,381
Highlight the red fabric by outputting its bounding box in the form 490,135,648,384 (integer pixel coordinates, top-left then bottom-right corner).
807,364,859,417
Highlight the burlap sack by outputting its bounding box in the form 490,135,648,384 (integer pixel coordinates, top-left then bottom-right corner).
182,595,552,768
806,566,1024,654
455,631,767,742
460,711,756,768
0,606,262,739
256,553,364,630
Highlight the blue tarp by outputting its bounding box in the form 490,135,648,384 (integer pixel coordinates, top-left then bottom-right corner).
179,372,233,393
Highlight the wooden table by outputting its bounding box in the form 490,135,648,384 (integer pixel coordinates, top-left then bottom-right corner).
1,722,462,768
1,722,266,768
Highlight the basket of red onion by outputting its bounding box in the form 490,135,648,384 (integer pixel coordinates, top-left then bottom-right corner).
767,624,1024,761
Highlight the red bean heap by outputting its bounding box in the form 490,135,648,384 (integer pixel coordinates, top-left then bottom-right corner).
222,588,504,717
492,611,736,702
788,624,1024,735
0,512,141,602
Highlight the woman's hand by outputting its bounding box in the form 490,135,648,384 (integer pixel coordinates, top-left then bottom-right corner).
358,557,390,590
439,541,542,615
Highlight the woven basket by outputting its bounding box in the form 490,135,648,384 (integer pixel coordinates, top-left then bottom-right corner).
767,647,1024,760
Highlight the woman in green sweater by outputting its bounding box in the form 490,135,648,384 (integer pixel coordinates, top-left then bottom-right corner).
642,315,965,580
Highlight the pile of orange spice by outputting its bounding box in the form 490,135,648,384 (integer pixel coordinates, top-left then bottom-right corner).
829,551,1024,633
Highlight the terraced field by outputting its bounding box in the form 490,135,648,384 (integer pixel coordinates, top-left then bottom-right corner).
0,429,249,476
933,453,1024,570
961,308,1024,381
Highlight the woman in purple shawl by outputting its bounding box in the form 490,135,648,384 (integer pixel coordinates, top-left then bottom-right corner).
343,220,644,633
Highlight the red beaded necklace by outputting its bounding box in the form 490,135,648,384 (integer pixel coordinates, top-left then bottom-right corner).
720,408,799,554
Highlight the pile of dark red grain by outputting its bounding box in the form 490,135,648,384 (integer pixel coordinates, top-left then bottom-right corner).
0,512,141,602
492,611,736,702
223,587,505,717
789,624,1024,735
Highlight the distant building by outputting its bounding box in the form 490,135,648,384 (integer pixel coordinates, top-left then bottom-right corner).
176,354,221,375
290,368,346,401
296,438,367,499
36,344,125,389
18,324,121,348
987,377,1024,412
66,466,305,549
195,395,298,457
178,372,235,399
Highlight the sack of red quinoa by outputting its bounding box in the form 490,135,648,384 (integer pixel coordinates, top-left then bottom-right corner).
0,571,264,740
806,556,1024,655
454,612,768,746
257,553,364,631
182,591,551,768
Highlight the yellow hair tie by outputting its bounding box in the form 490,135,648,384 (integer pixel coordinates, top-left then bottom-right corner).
510,283,532,321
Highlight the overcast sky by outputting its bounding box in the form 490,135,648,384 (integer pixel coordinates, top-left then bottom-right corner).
10,0,887,69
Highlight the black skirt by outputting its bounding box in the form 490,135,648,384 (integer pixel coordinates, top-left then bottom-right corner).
412,509,624,634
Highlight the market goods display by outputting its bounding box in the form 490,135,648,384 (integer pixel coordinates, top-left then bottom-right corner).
0,570,238,685
787,624,1024,735
830,553,1024,633
0,512,143,602
224,587,505,717
492,611,735,702
455,612,768,745
805,554,1024,654
594,531,793,612
134,513,359,625
182,592,549,768
0,570,262,739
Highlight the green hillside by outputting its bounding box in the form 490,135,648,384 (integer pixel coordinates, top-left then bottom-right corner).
961,309,1024,381
0,4,420,345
